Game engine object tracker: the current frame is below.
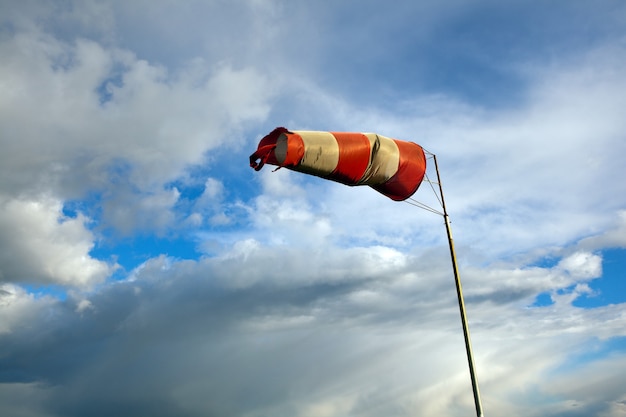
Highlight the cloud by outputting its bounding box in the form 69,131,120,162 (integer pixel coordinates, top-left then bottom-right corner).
557,252,602,280
101,186,180,236
270,39,626,260
1,246,475,415
192,177,232,226
577,210,626,251
0,284,58,335
0,195,112,287
0,239,625,417
0,24,273,236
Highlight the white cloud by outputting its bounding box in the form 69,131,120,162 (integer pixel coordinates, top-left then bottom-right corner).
0,24,273,236
0,283,57,334
74,298,94,314
0,195,112,287
102,187,180,235
578,210,626,251
200,178,223,201
193,177,233,226
557,252,602,280
297,395,357,417
541,355,626,416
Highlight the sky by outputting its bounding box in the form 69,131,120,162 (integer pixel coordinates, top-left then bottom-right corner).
1,0,626,416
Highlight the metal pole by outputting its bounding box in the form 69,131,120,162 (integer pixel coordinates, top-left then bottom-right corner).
433,155,484,417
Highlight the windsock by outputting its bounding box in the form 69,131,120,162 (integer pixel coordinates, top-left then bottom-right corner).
249,127,426,201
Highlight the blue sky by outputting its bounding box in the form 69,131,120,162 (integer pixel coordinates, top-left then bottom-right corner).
1,1,626,416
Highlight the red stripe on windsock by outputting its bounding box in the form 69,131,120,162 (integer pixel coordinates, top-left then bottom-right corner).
372,140,426,201
280,132,306,168
329,132,372,184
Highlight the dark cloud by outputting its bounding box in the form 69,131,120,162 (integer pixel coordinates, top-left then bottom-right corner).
0,245,471,416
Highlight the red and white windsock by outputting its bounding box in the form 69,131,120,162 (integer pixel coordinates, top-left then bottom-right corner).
249,127,427,201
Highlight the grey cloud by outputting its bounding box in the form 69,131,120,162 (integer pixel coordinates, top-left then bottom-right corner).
2,239,625,416
0,245,467,416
